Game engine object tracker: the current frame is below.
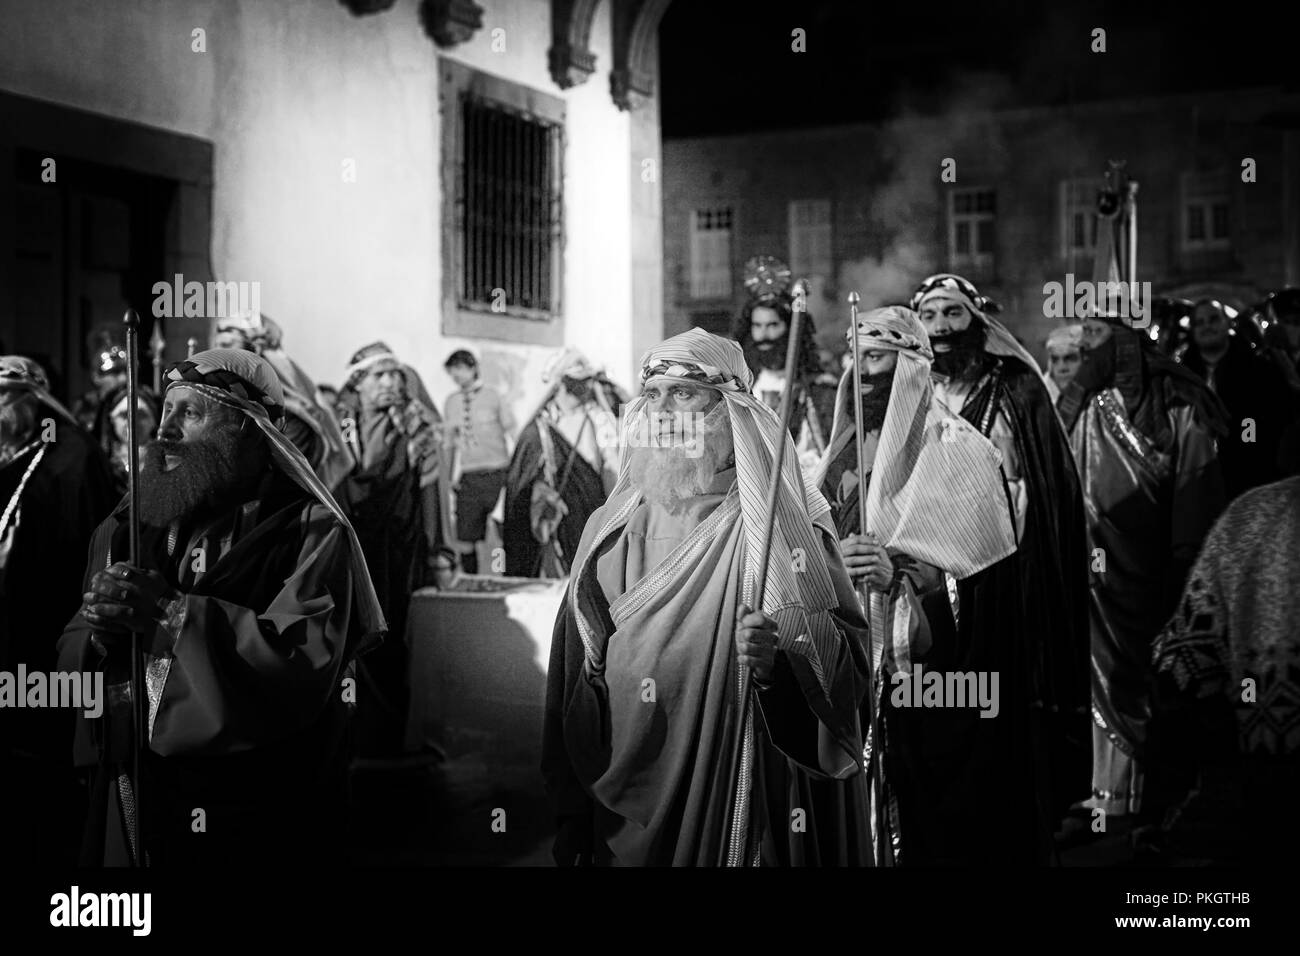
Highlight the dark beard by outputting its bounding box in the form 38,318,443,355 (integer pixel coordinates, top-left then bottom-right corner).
930,323,988,382
857,371,894,433
138,426,255,528
742,334,790,372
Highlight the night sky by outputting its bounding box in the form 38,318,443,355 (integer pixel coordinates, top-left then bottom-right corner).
659,0,1293,138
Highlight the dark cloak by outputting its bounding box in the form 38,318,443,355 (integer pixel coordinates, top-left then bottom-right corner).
0,411,115,865
503,419,607,577
824,455,1048,864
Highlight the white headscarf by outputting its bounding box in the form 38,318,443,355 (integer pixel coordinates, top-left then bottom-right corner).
603,328,842,692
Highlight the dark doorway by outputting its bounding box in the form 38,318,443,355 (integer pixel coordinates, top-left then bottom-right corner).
0,92,213,406
10,150,173,403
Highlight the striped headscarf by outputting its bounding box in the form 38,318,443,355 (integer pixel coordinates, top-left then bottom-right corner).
911,272,1050,386
162,349,386,645
606,327,842,692
816,307,1016,579
816,307,1017,673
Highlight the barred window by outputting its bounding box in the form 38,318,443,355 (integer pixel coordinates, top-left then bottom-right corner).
948,188,996,276
460,96,562,315
788,199,832,299
690,207,733,299
1060,179,1100,257
1181,171,1230,252
440,59,566,345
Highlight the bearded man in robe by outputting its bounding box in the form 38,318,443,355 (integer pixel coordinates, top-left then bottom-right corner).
1055,313,1228,832
734,263,836,476
214,311,352,490
816,308,1059,865
911,274,1093,840
58,349,385,866
542,328,872,866
503,348,625,578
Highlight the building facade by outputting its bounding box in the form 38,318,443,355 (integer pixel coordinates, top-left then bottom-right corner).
663,88,1300,360
0,0,668,416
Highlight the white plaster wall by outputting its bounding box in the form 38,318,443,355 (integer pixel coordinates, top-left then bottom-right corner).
0,0,638,422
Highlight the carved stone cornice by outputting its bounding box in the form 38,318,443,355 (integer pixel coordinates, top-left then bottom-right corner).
419,0,484,48
549,0,601,89
610,0,671,111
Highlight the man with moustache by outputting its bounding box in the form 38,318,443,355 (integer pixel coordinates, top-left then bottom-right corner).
910,273,1092,847
0,357,116,865
58,349,384,866
816,307,1048,864
1056,312,1228,839
542,328,872,866
335,341,442,756
734,257,836,471
1179,299,1296,500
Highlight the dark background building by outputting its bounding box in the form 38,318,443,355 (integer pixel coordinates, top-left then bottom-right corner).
657,0,1297,358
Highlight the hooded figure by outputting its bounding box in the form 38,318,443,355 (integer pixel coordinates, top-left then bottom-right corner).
543,328,873,866
214,311,353,491
502,347,625,577
1056,314,1229,827
0,356,117,865
58,348,384,866
335,341,443,756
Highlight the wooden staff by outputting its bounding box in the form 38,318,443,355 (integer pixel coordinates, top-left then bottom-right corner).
848,292,893,866
726,279,807,867
122,308,148,867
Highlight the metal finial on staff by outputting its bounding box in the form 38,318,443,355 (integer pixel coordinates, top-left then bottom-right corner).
186,337,198,359
726,278,808,867
122,308,148,867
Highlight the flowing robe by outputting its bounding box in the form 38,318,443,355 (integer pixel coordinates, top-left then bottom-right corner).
336,404,437,754
937,352,1092,836
542,468,872,866
1069,386,1225,814
57,473,367,865
822,435,1053,864
503,417,608,577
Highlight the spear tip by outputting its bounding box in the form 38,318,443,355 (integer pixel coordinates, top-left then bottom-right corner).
123,308,139,330
847,291,860,306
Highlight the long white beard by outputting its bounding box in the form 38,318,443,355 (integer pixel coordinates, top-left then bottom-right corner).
627,399,732,512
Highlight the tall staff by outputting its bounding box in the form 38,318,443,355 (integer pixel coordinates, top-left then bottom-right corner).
122,309,148,867
726,279,807,867
848,290,893,865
